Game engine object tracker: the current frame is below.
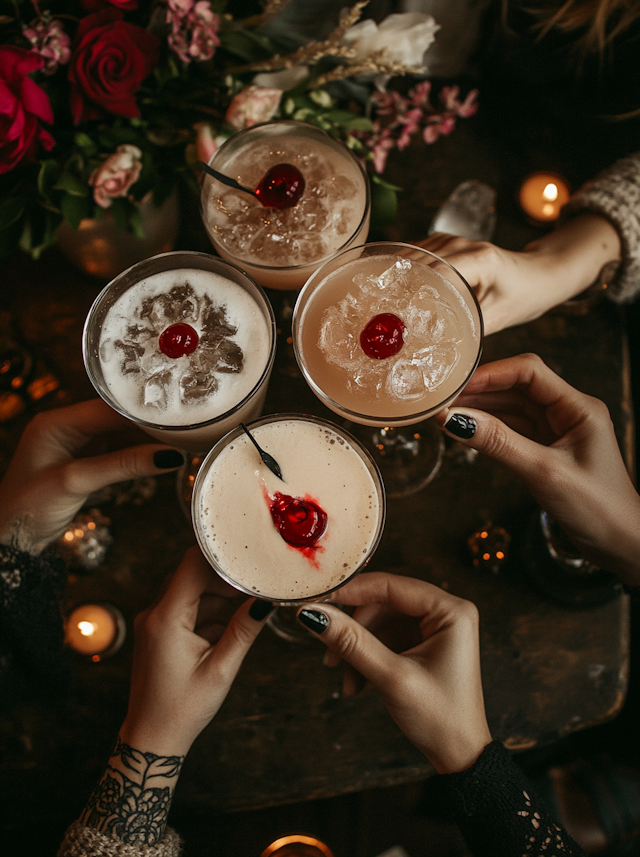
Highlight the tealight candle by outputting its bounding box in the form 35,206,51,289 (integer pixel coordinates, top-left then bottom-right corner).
260,834,334,857
65,603,126,659
518,172,570,223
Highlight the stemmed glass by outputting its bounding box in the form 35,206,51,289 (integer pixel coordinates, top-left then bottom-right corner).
292,242,483,498
191,413,386,641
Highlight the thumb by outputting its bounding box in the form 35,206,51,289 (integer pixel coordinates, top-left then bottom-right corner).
62,444,185,497
297,604,399,690
436,407,552,482
205,598,273,681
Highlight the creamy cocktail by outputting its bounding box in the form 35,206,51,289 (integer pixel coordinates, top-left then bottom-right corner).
192,415,385,602
83,252,276,451
293,243,483,426
200,121,370,291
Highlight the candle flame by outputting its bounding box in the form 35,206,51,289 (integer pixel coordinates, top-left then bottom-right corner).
78,621,96,636
543,183,558,201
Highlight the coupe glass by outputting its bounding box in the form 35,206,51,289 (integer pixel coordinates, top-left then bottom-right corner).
191,413,386,641
292,242,483,497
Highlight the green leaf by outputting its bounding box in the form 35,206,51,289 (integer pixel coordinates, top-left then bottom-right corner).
37,160,60,200
343,116,374,132
370,180,398,229
110,198,129,231
322,109,356,125
54,171,89,197
74,132,98,157
61,193,91,229
371,173,403,192
0,195,26,230
128,205,145,240
219,29,273,62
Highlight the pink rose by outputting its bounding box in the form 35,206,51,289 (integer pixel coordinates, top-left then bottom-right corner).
89,144,143,208
0,46,55,175
225,85,282,132
167,0,220,64
194,122,227,164
23,18,71,76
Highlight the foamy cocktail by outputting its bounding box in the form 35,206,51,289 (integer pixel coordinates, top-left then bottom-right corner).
192,415,385,603
84,252,276,451
200,121,370,291
293,243,483,427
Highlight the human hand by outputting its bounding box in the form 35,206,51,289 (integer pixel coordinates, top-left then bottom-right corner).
0,399,185,554
413,213,621,335
437,353,640,584
296,572,492,774
121,546,272,757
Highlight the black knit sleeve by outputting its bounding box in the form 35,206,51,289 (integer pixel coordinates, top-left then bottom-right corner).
438,741,586,856
0,543,69,707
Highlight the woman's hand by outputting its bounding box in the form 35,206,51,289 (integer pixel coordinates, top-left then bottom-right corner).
437,353,640,584
0,399,185,554
296,572,492,775
413,213,621,335
121,546,272,757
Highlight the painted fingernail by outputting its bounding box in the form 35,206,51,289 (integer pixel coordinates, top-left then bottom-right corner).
153,449,185,469
444,413,477,439
249,599,274,621
297,609,329,634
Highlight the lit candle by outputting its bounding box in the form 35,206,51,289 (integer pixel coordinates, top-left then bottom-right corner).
65,603,126,660
260,834,334,857
518,172,570,224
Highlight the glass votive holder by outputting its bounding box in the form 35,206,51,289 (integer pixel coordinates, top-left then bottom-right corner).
518,172,570,225
260,834,335,857
65,602,126,661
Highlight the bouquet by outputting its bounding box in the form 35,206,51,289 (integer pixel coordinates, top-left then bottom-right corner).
0,0,478,260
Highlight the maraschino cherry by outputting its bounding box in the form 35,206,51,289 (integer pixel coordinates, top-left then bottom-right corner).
255,163,305,210
269,492,327,549
159,323,199,359
360,313,405,359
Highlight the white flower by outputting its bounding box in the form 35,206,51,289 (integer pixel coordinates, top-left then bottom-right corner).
343,12,439,69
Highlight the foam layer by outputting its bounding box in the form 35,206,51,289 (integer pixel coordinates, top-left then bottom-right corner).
99,268,270,426
196,419,382,601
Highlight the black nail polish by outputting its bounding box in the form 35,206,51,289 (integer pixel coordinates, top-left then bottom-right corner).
297,609,329,634
249,599,274,621
444,413,477,439
153,449,185,469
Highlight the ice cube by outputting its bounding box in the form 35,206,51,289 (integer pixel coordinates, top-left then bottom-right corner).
114,339,144,374
144,369,172,409
140,284,200,328
180,367,219,403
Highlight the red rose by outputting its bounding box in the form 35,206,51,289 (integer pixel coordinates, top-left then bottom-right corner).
68,8,159,124
81,0,139,11
0,46,55,174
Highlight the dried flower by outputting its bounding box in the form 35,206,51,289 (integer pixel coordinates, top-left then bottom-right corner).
167,0,221,64
89,144,143,208
23,17,71,76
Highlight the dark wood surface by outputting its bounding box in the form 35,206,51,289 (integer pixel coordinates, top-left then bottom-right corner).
0,118,632,837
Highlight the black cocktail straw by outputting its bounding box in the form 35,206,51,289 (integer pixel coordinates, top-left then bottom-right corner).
240,423,283,481
198,161,259,201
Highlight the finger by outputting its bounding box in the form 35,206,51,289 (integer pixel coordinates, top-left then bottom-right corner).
61,443,185,498
296,603,400,690
326,571,463,620
156,547,213,623
204,598,273,680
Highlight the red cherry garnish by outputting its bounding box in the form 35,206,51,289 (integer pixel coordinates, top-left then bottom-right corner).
159,323,199,359
269,492,328,549
360,313,405,359
255,163,305,210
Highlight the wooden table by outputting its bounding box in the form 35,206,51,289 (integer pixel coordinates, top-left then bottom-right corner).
0,119,632,836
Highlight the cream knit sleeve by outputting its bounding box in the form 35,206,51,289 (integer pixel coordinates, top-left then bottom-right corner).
57,822,183,857
562,152,640,303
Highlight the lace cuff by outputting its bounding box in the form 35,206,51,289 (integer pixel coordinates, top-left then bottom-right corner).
439,741,586,856
57,822,183,857
562,152,640,304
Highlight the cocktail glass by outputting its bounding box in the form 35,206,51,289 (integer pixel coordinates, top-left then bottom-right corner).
83,251,276,466
191,413,386,641
200,120,371,292
292,242,484,498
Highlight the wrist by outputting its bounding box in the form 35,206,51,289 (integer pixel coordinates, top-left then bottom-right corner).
120,717,193,758
425,724,493,775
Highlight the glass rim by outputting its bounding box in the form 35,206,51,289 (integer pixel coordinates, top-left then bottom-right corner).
292,241,484,425
191,412,387,603
82,250,277,433
200,119,371,275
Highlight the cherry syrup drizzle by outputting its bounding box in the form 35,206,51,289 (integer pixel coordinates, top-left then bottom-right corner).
360,313,405,359
158,323,199,359
269,492,328,551
255,163,305,209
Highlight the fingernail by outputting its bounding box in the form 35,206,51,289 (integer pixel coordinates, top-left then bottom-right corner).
249,599,274,621
153,449,185,469
444,413,477,439
297,609,329,634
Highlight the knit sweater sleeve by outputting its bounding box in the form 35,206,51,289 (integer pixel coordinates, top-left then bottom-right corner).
438,741,586,856
562,152,640,303
57,822,183,857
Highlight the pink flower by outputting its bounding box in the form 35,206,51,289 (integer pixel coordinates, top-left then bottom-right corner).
89,144,143,208
23,18,71,76
194,121,227,163
225,85,282,131
371,130,395,174
167,0,220,64
0,46,55,174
